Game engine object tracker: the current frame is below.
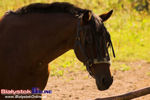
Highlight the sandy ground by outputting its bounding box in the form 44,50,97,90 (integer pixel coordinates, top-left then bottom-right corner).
43,61,150,100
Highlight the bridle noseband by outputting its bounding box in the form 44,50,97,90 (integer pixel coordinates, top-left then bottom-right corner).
74,16,115,77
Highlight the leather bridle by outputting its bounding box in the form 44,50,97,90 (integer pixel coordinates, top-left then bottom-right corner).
74,16,115,77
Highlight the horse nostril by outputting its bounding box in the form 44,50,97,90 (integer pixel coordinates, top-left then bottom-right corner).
102,77,106,84
101,76,113,85
96,76,113,90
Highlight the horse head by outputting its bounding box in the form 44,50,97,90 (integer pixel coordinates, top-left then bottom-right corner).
74,10,115,90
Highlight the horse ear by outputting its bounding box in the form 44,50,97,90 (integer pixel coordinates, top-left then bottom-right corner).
81,10,92,25
99,10,113,22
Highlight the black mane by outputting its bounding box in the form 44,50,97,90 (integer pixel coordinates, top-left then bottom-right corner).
14,2,87,16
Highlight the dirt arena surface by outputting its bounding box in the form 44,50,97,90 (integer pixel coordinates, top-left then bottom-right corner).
43,61,150,100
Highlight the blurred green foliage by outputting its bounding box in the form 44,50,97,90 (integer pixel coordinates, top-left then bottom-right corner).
0,0,150,76
146,72,150,76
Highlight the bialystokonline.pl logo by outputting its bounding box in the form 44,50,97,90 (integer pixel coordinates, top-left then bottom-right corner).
1,87,52,99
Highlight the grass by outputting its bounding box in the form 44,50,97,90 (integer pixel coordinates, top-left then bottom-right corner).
113,63,131,72
0,0,150,76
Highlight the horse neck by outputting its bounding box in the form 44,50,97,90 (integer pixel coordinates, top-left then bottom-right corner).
41,13,78,62
0,13,78,64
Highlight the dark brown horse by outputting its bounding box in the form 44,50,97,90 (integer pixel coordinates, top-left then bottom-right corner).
0,2,115,99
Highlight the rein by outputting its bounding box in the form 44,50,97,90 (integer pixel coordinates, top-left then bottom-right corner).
74,16,115,77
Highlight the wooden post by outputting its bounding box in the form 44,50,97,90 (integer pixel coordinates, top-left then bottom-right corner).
95,87,150,100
